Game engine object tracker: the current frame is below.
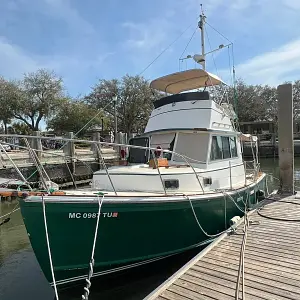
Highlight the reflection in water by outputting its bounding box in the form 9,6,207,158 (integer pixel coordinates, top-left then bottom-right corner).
0,201,29,263
0,158,297,299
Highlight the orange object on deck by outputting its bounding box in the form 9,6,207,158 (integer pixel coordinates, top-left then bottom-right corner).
149,158,169,169
50,191,66,196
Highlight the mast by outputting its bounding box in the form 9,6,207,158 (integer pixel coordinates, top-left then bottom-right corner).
198,5,206,70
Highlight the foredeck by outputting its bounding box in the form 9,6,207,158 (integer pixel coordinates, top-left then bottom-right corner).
145,193,300,300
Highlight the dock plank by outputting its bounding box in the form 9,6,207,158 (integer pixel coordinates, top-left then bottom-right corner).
145,194,300,300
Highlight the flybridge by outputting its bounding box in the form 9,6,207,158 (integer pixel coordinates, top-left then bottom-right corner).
144,98,234,134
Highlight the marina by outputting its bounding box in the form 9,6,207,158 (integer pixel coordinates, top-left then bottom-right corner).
1,3,300,300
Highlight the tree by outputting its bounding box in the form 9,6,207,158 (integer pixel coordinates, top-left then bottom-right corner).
47,98,106,136
256,85,277,123
11,69,64,131
85,75,160,134
0,78,18,134
216,79,268,123
11,122,33,135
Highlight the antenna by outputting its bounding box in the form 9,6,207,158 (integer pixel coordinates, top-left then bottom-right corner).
198,4,206,70
179,5,232,73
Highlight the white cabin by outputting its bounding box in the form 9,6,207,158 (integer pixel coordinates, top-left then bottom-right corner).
93,69,252,194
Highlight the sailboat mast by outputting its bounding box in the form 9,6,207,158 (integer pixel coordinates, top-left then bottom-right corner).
198,7,206,70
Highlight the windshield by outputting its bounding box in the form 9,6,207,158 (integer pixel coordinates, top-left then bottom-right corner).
127,137,150,164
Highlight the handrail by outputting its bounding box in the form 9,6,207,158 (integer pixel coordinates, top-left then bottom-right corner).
150,148,167,195
229,161,232,190
0,133,208,164
23,137,50,192
2,137,206,194
0,143,32,190
0,134,241,195
95,144,117,195
172,152,205,194
0,140,95,174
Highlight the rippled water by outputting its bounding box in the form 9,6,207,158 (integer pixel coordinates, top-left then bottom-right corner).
0,158,298,300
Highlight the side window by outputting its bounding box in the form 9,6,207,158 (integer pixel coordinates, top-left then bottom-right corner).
230,137,238,157
210,135,238,161
210,136,223,160
221,137,231,159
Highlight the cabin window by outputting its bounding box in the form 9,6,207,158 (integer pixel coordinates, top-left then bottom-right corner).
127,137,150,163
173,133,209,163
150,133,176,160
230,137,238,157
210,136,223,160
222,137,231,159
210,135,238,161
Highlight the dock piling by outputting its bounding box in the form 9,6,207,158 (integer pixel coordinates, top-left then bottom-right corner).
277,84,294,195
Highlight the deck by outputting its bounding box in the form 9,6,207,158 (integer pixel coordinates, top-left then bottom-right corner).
145,193,300,300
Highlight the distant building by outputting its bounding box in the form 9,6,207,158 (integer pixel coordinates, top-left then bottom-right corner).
239,121,275,135
239,120,300,140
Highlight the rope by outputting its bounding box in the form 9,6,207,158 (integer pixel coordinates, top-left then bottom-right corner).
205,21,232,44
179,26,198,59
0,203,20,219
266,174,269,197
228,45,233,87
21,98,116,185
234,177,270,298
257,208,300,222
257,196,300,221
138,20,197,76
179,26,198,71
42,194,59,300
81,192,105,300
205,20,238,121
235,205,249,300
185,194,229,238
184,193,247,238
205,27,219,78
0,203,20,226
234,187,251,299
222,191,248,214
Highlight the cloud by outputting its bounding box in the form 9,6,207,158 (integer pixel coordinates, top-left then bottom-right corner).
122,21,169,51
221,39,300,86
1,0,300,95
0,37,115,95
0,37,40,78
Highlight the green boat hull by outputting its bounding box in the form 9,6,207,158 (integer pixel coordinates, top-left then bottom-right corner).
19,176,267,285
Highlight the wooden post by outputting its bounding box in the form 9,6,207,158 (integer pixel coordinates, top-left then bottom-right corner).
271,133,276,159
32,131,42,159
277,84,294,194
91,132,101,168
63,132,75,174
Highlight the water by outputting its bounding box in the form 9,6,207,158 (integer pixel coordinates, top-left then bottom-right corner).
0,158,299,300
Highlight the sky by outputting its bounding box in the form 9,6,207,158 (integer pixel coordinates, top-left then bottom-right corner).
1,0,300,97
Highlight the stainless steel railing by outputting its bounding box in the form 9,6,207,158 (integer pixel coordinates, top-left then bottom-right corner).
0,134,252,195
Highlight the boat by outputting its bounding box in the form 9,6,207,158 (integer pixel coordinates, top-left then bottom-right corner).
18,11,267,287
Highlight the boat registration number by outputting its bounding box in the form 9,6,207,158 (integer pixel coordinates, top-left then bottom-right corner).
68,212,118,219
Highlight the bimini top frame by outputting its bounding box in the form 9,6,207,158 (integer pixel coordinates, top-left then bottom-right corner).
150,69,225,94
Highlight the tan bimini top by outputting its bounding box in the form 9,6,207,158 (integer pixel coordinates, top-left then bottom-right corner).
150,69,225,94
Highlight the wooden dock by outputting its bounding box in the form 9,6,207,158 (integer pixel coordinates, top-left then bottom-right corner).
145,194,300,300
